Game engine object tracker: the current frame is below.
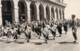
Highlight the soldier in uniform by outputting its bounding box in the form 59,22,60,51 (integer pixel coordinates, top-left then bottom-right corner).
71,14,77,43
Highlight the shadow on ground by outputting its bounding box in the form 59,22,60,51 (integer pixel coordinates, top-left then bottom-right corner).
58,41,78,44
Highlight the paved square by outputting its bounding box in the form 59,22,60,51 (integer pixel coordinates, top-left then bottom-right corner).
0,28,80,51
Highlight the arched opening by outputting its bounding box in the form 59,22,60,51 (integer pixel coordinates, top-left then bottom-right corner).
51,7,55,19
1,0,14,25
18,0,27,23
55,8,58,19
39,4,44,21
46,6,50,22
30,2,37,21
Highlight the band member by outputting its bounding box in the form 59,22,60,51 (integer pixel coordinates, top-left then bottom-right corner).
3,26,8,37
32,21,41,39
26,23,32,43
49,23,57,40
71,14,77,43
63,21,68,34
41,22,49,43
36,21,42,39
57,22,63,37
13,26,18,41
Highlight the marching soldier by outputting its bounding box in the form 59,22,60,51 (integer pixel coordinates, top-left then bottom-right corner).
41,22,49,43
49,23,57,40
63,21,68,34
57,22,63,37
26,23,32,43
71,14,77,43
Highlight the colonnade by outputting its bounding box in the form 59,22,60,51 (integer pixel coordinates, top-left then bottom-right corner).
0,0,65,25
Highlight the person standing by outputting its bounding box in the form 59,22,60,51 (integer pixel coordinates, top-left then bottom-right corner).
71,14,77,43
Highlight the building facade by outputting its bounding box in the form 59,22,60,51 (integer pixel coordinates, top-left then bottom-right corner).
0,0,66,25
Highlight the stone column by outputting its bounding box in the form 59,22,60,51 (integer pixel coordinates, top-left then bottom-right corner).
59,9,61,19
54,7,57,21
35,3,40,21
43,5,47,21
59,8,63,22
14,1,19,23
63,9,65,20
0,0,2,25
49,6,52,22
53,7,55,19
58,8,60,20
61,8,64,21
60,9,63,20
26,2,31,23
14,6,19,23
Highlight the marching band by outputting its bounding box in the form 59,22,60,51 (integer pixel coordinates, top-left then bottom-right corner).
0,20,68,44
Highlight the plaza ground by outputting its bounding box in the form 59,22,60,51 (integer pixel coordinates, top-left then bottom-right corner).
0,28,80,51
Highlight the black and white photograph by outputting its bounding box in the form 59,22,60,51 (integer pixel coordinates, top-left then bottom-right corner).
0,0,80,51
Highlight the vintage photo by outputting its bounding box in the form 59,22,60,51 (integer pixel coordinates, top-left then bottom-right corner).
0,0,79,51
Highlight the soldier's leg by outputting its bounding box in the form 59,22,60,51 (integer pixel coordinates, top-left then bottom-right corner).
24,32,28,39
43,33,48,43
59,29,62,37
27,32,31,43
73,32,77,41
52,31,56,40
14,32,18,42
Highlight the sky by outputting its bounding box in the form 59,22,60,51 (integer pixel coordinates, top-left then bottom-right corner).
64,0,80,19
